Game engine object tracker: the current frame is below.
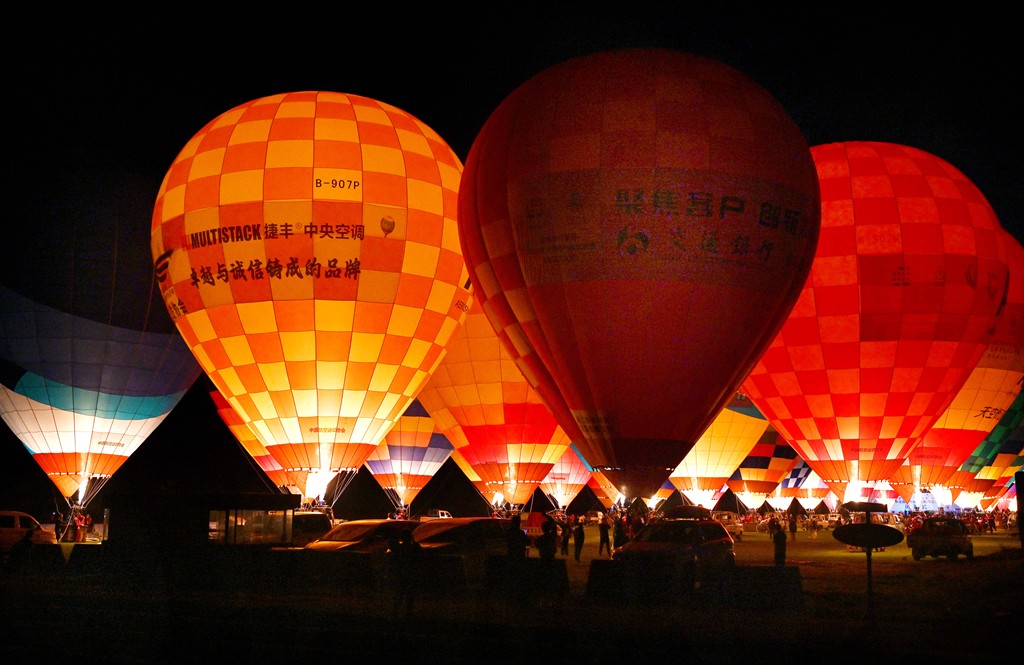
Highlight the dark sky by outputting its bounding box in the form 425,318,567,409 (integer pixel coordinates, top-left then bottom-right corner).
2,9,1020,518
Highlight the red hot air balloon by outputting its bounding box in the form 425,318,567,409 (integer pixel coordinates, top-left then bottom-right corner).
151,92,472,505
742,142,1010,503
889,228,1024,496
458,48,821,499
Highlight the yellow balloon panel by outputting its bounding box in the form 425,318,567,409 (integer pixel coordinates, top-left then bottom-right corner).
670,396,770,492
152,92,471,477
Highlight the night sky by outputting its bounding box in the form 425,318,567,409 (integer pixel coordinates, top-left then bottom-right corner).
2,9,1019,519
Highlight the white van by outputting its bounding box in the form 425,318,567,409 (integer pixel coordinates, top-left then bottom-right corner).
0,510,59,552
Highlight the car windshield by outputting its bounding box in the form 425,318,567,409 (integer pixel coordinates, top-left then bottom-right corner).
323,522,385,541
636,521,698,544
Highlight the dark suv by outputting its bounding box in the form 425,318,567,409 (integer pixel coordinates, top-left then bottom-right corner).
905,517,974,560
611,518,736,593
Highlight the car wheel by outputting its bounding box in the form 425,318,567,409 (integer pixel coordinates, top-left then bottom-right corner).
912,547,923,561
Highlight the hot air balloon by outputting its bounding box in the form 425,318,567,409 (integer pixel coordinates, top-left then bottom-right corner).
415,295,572,509
948,390,1024,507
889,229,1024,497
363,398,453,512
150,91,472,506
209,389,299,491
0,169,202,513
539,444,593,511
587,471,621,511
668,392,770,508
742,142,1010,503
726,425,801,508
457,48,821,500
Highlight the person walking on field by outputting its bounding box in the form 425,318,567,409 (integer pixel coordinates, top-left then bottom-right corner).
598,517,612,556
789,514,798,542
573,520,585,562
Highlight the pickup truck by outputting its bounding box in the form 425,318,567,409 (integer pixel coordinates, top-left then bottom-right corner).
419,509,452,521
905,516,974,560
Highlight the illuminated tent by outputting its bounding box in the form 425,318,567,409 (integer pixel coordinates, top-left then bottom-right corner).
669,392,770,508
150,91,472,505
890,229,1024,497
0,169,201,509
457,48,821,499
743,142,1010,503
539,444,593,510
416,295,571,508
363,398,453,510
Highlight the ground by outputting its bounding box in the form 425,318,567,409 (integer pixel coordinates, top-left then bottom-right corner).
2,525,1020,663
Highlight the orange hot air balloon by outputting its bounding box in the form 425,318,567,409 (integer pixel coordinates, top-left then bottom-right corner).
151,91,472,505
458,48,821,499
889,229,1024,495
539,444,593,510
742,142,1010,503
363,398,453,510
416,295,572,508
209,389,299,490
668,392,771,508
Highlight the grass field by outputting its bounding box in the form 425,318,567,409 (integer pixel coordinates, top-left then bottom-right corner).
2,524,1020,663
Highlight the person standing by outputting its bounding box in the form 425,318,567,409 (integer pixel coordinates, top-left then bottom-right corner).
506,514,529,559
789,514,798,542
598,517,612,556
535,519,557,560
572,520,585,562
613,517,628,550
773,522,788,566
560,518,571,557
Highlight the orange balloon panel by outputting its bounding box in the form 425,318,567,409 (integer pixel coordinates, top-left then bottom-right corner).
726,426,801,496
669,393,770,493
364,399,452,507
209,390,297,489
743,142,1010,489
539,445,593,509
587,471,620,510
458,48,821,499
151,92,472,485
416,296,571,506
890,229,1024,490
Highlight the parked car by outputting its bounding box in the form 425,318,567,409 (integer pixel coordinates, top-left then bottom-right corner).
304,519,418,554
905,516,974,560
413,517,511,584
0,510,58,553
291,511,334,547
711,511,744,540
612,518,736,592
